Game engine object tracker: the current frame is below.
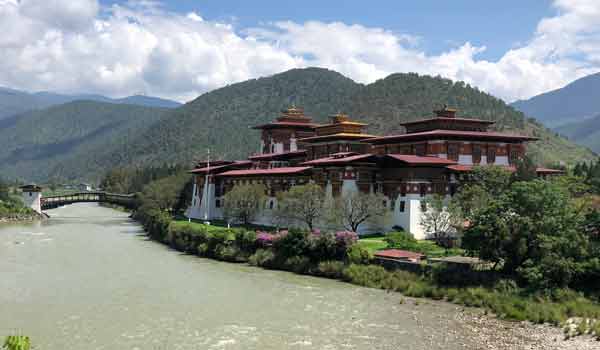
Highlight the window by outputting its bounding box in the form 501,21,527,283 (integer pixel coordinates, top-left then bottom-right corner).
419,184,427,197
390,199,395,212
399,201,406,212
472,144,481,164
487,146,496,164
509,148,520,164
215,199,221,208
415,144,426,156
447,143,459,161
269,200,274,210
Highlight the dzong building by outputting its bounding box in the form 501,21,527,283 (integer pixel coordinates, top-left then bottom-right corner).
186,106,561,238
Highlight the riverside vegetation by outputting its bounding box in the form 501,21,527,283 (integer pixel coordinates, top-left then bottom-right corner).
97,160,600,339
0,178,37,222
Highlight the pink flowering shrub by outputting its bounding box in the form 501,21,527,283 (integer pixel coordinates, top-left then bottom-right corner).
335,231,358,249
255,230,288,246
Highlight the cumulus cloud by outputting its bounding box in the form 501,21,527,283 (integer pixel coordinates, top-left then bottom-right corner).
0,0,599,102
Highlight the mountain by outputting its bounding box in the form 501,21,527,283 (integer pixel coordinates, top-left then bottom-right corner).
1,68,594,183
0,101,169,181
86,68,594,175
511,72,600,128
556,113,600,153
0,87,181,121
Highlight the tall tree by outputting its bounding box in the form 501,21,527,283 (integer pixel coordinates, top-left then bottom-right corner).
329,192,388,232
277,183,325,231
223,184,267,225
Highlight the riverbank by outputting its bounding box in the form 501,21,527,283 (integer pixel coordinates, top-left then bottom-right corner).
132,211,600,344
0,212,43,224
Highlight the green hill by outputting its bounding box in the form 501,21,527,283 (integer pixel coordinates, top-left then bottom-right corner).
103,68,595,169
0,68,595,182
511,72,600,128
556,114,600,153
0,101,169,182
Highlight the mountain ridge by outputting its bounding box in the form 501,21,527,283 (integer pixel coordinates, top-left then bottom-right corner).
0,87,181,121
511,72,600,128
0,68,595,182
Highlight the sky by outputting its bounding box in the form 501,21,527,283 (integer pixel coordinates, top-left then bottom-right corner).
1,0,599,103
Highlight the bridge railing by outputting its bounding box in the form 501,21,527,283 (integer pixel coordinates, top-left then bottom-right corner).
41,192,137,209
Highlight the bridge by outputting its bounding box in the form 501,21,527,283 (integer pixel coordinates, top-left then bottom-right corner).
41,192,137,211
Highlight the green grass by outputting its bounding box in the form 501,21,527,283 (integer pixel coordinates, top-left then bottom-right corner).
356,237,388,254
357,236,465,257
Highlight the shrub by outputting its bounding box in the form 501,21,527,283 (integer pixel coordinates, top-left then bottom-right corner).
347,244,372,265
308,232,338,262
284,256,312,274
273,228,310,259
249,249,276,268
384,231,418,249
3,336,31,350
315,261,346,279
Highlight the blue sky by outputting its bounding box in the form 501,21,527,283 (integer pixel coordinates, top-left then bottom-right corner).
1,0,598,102
100,0,553,61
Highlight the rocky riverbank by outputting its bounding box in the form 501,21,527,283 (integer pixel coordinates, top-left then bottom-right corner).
0,213,44,224
455,307,598,350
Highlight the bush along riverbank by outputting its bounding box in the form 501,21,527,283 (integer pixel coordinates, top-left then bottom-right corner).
134,211,600,340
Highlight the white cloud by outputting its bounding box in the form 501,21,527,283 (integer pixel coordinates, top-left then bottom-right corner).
0,0,599,102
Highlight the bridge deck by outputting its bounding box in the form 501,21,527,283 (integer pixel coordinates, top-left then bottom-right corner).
41,192,136,210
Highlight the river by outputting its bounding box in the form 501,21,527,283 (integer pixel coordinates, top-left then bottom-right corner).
0,203,576,350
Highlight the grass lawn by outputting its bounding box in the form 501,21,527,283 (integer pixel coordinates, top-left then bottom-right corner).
356,237,388,254
357,235,465,257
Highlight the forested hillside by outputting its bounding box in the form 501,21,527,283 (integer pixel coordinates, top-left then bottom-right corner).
103,68,594,170
0,101,169,181
0,87,180,121
1,68,595,182
556,113,600,153
511,72,600,127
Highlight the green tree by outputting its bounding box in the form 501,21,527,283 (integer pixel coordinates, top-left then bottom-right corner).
277,183,325,231
137,172,191,212
223,184,267,225
454,165,512,220
329,192,388,232
463,180,588,288
0,178,10,202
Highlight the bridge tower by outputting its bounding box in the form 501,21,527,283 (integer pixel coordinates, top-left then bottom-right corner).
20,184,43,214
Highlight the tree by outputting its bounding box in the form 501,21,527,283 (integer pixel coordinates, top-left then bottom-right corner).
462,180,588,288
454,165,512,220
0,178,10,202
512,155,537,182
223,184,267,225
420,194,462,245
137,172,191,212
329,192,388,232
276,183,325,231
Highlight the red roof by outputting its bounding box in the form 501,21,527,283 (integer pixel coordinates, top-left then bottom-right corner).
217,166,313,177
400,117,495,126
252,121,320,130
386,154,457,166
365,130,538,144
301,153,377,166
190,160,252,174
445,164,564,175
248,150,307,160
374,249,425,261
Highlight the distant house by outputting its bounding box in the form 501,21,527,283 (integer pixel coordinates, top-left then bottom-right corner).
78,183,92,192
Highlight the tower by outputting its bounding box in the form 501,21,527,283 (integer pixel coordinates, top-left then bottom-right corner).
20,184,43,214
